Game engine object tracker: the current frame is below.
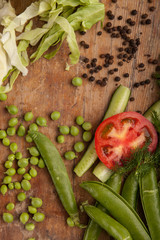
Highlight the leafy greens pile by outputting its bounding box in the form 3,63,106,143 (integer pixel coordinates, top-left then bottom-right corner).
0,0,105,93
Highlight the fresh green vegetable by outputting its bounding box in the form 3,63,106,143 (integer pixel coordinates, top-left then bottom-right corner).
84,204,132,240
8,117,18,127
76,116,84,125
144,100,160,124
121,171,139,210
83,131,92,142
17,124,26,137
57,135,65,143
36,116,47,127
74,85,130,177
0,93,7,101
29,123,39,131
33,212,45,222
24,111,34,121
6,105,18,115
30,156,39,165
4,160,13,168
8,153,15,161
21,179,31,191
74,142,85,153
64,151,77,160
6,202,15,211
7,127,16,136
30,197,43,208
14,182,21,190
59,125,70,135
29,131,81,226
20,212,29,224
17,167,26,175
5,168,16,176
17,192,26,202
80,181,150,240
93,162,113,182
3,213,14,223
9,142,18,153
72,77,82,86
67,217,75,227
38,158,45,168
8,183,14,190
0,130,7,139
26,134,33,143
70,126,79,136
28,146,40,157
82,122,92,131
2,137,10,146
29,167,37,178
1,185,8,195
23,173,32,181
15,152,22,160
25,223,35,231
51,111,61,120
28,206,37,214
18,158,29,168
3,176,12,184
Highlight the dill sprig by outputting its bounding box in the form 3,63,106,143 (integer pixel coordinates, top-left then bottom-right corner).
117,143,160,177
152,111,160,133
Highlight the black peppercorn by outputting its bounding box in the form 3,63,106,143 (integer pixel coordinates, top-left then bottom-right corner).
108,59,114,65
112,0,117,3
97,31,102,36
117,54,123,59
86,64,91,68
106,22,112,28
111,33,116,38
152,59,158,65
123,73,129,78
118,16,123,20
131,10,137,15
82,73,88,78
109,14,115,20
100,54,105,58
105,53,110,58
148,0,153,2
89,76,95,82
118,48,124,52
100,81,107,87
102,77,108,81
130,21,136,26
114,68,118,72
118,61,123,66
134,83,140,88
140,81,145,85
146,19,151,24
141,14,148,19
109,70,114,75
130,97,135,101
89,69,94,74
91,62,96,67
106,10,112,16
114,76,121,82
83,57,89,63
126,29,132,34
138,63,145,68
149,6,155,12
126,18,132,24
84,44,89,49
107,28,113,33
97,65,102,70
140,20,146,25
145,79,150,84
80,31,86,35
80,41,85,46
96,80,101,85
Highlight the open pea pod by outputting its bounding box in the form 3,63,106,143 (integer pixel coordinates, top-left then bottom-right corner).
80,181,151,240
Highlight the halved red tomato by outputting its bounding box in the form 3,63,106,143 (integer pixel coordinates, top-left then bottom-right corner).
95,112,158,169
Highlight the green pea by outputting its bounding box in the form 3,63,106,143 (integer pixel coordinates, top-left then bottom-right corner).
15,152,22,160
8,154,15,161
29,167,37,178
2,137,10,146
17,124,26,137
17,168,26,175
26,134,33,143
51,111,61,120
38,158,45,168
8,118,18,127
70,126,79,136
28,146,40,157
64,151,77,160
8,183,14,190
83,131,92,142
20,212,29,224
14,182,21,190
10,142,18,153
5,161,13,168
0,93,7,101
6,202,15,211
18,158,29,168
30,157,39,165
31,197,43,208
57,135,65,144
36,117,47,127
67,217,75,227
17,192,26,202
28,238,35,240
59,126,70,135
76,116,84,125
23,173,32,180
33,212,45,222
28,206,37,214
72,77,83,86
82,122,92,131
5,168,16,176
24,112,33,122
29,123,38,131
6,105,18,115
3,213,13,223
74,142,85,153
7,127,16,136
1,185,7,195
3,176,12,184
0,130,7,139
25,223,35,231
21,180,31,191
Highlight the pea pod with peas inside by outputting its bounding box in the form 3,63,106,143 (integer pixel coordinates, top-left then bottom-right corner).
28,131,81,227
80,181,151,240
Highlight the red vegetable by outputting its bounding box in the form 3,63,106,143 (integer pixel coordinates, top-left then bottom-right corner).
95,112,158,169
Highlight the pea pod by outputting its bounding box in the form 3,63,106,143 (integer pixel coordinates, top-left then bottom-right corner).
121,171,139,210
139,166,160,240
80,181,150,240
84,205,133,240
29,131,80,226
83,173,122,240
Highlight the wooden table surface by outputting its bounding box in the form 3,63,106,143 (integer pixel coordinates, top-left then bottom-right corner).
0,0,159,239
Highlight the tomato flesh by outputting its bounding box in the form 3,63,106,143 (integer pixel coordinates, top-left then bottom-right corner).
95,112,158,169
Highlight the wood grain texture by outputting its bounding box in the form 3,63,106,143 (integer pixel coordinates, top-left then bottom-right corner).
0,0,159,239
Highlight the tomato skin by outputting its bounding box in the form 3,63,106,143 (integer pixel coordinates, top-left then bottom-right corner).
95,112,158,169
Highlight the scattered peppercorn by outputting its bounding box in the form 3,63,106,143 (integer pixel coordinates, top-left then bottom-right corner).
140,20,146,25
86,64,91,68
108,70,114,75
118,16,123,20
82,73,88,78
97,65,102,70
141,14,148,19
131,10,137,15
109,14,115,20
145,19,151,24
84,44,89,49
89,69,94,74
134,83,140,88
96,80,101,85
149,6,156,12
111,0,117,3
140,81,145,85
138,63,145,68
106,22,112,28
80,31,86,35
118,47,123,52
130,97,135,101
80,41,85,46
97,31,102,36
118,61,123,66
148,0,153,3
114,68,118,72
152,59,158,65
103,63,109,68
83,57,89,63
89,76,95,82
114,77,121,82
145,79,150,84
123,73,129,78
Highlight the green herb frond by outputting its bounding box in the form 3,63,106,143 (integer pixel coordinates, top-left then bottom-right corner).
152,111,160,133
